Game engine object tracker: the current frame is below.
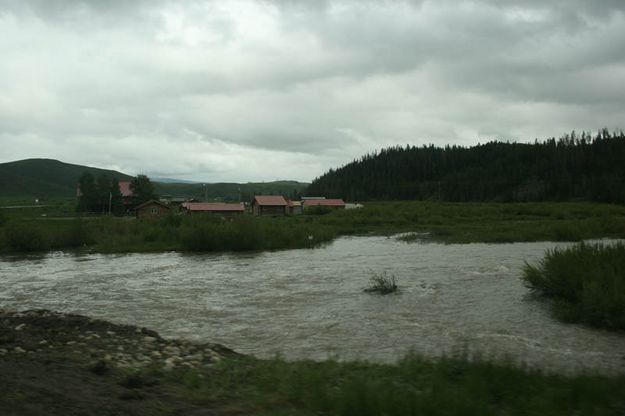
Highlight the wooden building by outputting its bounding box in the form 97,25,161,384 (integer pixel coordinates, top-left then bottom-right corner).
135,200,171,219
302,198,346,210
251,195,287,216
182,202,245,217
288,200,303,215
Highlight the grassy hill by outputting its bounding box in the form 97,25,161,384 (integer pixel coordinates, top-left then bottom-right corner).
0,159,309,202
0,159,133,199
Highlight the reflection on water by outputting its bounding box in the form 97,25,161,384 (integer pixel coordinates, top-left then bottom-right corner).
1,237,624,374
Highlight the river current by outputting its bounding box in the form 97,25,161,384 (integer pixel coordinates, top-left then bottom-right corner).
1,236,624,374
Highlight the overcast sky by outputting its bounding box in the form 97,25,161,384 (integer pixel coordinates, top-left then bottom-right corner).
1,0,624,182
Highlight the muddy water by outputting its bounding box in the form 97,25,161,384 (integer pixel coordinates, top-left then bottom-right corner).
1,237,624,374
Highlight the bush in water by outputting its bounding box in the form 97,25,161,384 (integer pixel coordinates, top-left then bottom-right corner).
523,242,625,330
364,272,398,294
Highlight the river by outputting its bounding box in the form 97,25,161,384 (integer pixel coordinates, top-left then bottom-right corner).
1,236,624,374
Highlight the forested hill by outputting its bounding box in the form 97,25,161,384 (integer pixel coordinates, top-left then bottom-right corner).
307,130,625,203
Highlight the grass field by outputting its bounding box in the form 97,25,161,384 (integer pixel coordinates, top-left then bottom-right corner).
1,200,625,254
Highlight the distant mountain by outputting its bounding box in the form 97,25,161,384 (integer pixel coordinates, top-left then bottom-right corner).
0,159,133,198
150,177,200,184
0,158,310,201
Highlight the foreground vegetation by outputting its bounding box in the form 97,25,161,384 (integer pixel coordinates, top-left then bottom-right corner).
170,354,625,416
523,242,625,330
1,201,625,253
5,308,625,415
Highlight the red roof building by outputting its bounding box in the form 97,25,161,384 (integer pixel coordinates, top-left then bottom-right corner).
302,199,346,209
182,202,245,215
251,195,287,216
118,181,133,197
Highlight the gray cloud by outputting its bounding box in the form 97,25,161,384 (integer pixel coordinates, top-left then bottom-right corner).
0,0,624,182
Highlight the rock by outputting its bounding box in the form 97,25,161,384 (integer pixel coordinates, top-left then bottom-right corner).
14,323,26,331
0,348,7,355
135,353,149,362
186,353,203,362
162,361,175,372
66,341,77,345
164,346,181,355
13,346,26,353
88,360,109,376
143,336,157,343
39,340,48,345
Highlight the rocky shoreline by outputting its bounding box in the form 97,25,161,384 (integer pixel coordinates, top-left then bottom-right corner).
0,308,239,371
0,308,245,415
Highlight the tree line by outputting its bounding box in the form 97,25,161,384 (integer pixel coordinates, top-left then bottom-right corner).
306,129,625,203
76,173,157,214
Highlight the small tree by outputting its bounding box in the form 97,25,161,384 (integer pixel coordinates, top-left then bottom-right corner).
95,174,111,213
110,177,125,216
130,174,157,207
76,172,97,212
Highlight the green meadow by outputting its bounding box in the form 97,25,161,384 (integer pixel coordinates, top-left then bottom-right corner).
1,201,625,254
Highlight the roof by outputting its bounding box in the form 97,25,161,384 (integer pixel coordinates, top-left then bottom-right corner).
303,198,346,207
135,199,170,210
118,181,133,197
253,195,288,206
184,202,245,212
288,200,302,207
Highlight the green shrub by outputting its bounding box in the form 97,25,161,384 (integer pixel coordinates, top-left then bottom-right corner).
523,242,625,329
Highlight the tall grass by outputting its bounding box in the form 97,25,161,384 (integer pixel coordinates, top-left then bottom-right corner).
179,216,335,251
0,219,93,252
2,201,625,253
0,215,337,254
170,354,625,416
523,242,625,330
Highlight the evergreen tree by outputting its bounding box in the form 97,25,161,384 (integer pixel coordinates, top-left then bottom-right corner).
110,177,124,216
130,174,157,206
76,172,97,212
306,131,625,203
95,174,111,213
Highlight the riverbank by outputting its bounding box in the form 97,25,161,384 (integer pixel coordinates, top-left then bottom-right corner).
2,308,625,415
1,201,625,254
